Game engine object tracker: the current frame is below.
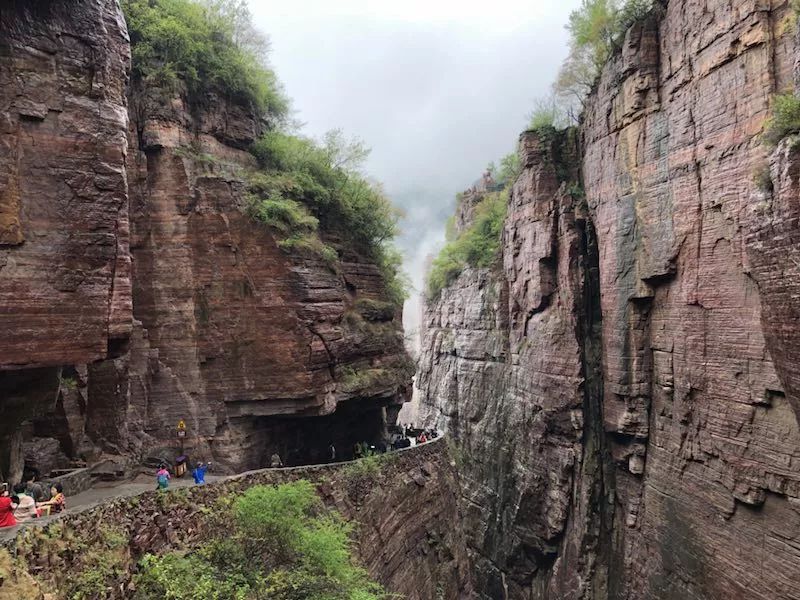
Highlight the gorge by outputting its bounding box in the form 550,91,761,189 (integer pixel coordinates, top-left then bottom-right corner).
418,0,800,598
2,0,800,599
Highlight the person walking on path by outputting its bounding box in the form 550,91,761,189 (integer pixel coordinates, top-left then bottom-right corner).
270,453,283,468
328,444,336,463
156,464,171,491
192,462,209,485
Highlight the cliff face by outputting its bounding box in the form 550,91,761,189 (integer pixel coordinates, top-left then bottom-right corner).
419,1,800,599
0,0,411,479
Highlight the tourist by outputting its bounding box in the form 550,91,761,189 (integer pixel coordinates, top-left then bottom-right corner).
270,453,283,468
192,462,208,485
12,483,37,522
156,464,171,491
418,432,428,444
0,485,18,528
38,482,65,515
328,444,336,463
26,474,47,503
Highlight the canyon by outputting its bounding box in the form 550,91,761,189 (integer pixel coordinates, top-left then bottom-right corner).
0,0,411,482
418,1,800,599
3,0,800,599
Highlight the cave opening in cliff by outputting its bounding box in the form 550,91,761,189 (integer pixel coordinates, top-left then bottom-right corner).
220,399,393,470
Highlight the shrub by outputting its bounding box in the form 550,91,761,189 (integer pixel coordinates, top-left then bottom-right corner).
528,96,564,131
249,130,408,305
67,526,129,600
497,151,522,187
427,191,507,299
248,196,319,234
278,234,339,265
133,481,388,600
133,552,255,600
753,163,774,193
123,0,288,119
763,93,800,147
553,0,656,115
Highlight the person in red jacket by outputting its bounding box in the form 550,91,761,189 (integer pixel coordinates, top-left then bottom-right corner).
0,486,18,528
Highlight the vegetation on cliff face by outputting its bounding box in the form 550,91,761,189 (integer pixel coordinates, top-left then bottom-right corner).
133,481,387,600
554,0,656,113
123,0,408,305
763,93,800,147
425,1,658,302
123,0,288,120
426,191,507,299
248,130,408,304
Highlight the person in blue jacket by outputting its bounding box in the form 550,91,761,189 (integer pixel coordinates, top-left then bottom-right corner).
192,462,209,485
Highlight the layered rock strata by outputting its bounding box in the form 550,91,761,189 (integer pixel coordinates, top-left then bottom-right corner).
0,0,411,479
419,2,800,598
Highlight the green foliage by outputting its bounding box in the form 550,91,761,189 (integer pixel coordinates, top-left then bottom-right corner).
233,480,320,563
133,481,388,600
342,454,385,481
249,131,408,304
753,163,774,193
133,551,255,600
497,151,522,187
278,234,339,265
763,93,800,147
528,96,563,131
122,0,288,119
248,196,319,234
568,0,619,68
61,376,78,391
67,527,129,600
426,191,508,299
554,0,655,115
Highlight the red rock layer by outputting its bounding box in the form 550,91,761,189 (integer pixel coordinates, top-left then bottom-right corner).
418,130,604,597
0,0,131,368
0,1,411,476
582,4,800,598
420,2,800,598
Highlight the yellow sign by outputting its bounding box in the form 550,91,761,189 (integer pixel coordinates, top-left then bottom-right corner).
177,420,186,431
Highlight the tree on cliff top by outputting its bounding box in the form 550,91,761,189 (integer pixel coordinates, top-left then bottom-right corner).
123,0,289,121
249,130,409,305
554,0,655,117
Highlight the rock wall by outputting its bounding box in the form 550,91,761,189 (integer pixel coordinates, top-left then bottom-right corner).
419,1,800,598
0,0,411,479
0,0,131,482
0,438,473,600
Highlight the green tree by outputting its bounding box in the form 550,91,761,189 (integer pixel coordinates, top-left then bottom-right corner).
427,191,507,298
123,0,288,119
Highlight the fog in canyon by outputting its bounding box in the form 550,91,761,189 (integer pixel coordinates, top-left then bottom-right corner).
249,0,583,343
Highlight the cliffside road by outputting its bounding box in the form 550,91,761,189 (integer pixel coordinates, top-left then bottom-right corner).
0,437,441,543
0,436,473,600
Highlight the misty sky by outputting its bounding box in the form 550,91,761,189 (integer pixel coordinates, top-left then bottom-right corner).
249,0,583,342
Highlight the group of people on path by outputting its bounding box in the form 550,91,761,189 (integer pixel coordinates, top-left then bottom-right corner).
0,476,66,529
154,461,210,491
